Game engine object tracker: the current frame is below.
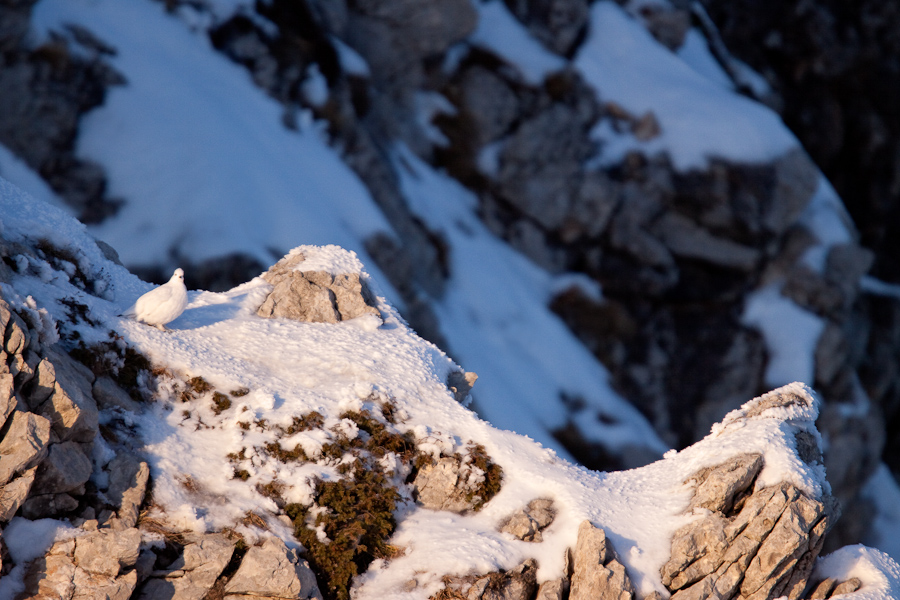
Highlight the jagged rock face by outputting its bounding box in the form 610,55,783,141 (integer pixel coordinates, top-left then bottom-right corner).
661,457,837,600
0,1,124,223
698,0,900,287
3,0,900,558
570,521,635,600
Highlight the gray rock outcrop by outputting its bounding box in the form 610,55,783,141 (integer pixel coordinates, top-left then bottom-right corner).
224,537,322,600
570,521,635,600
257,252,381,323
661,459,837,600
500,498,556,542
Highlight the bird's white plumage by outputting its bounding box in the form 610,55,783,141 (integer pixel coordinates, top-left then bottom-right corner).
122,268,188,330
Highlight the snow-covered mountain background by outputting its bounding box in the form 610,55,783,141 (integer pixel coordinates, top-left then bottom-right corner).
2,0,900,571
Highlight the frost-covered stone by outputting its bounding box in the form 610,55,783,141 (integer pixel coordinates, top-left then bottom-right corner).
447,370,478,403
224,536,322,600
500,498,555,542
570,520,635,600
662,463,837,600
0,409,50,485
413,456,481,513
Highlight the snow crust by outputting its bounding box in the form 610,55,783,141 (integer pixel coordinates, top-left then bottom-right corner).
575,1,797,171
469,0,567,85
31,0,391,273
4,179,898,599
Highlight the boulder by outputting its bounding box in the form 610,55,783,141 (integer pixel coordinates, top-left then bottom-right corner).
72,568,138,600
570,520,636,600
0,464,36,521
413,456,485,513
437,559,538,600
661,461,837,600
0,409,50,486
32,440,93,495
37,351,98,443
74,528,141,577
92,376,142,413
257,252,381,323
22,551,77,600
105,453,149,528
500,498,556,542
223,536,322,600
139,533,234,600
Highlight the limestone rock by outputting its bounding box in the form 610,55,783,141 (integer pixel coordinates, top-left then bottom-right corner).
447,370,478,403
438,558,538,600
1,368,15,427
74,528,141,577
105,453,149,528
37,350,98,443
689,453,764,514
223,536,322,600
22,551,77,600
570,520,635,600
72,568,138,600
92,376,142,413
25,357,57,410
661,454,837,600
500,498,556,542
140,533,234,600
257,253,381,323
21,492,80,519
32,440,93,495
0,409,51,486
413,456,481,513
0,464,36,522
536,578,568,600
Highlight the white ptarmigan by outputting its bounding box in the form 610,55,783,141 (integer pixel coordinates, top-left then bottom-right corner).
121,268,188,330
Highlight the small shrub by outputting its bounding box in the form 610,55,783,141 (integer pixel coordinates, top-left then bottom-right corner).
264,441,309,463
284,411,325,434
230,387,250,397
286,465,400,600
212,392,231,415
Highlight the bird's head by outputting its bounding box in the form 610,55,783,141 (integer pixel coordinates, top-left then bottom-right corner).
173,268,185,281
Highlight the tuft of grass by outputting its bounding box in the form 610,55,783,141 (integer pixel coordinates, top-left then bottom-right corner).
230,387,250,397
181,376,212,402
264,441,309,463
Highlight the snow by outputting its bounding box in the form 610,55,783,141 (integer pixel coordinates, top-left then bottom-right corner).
814,546,900,600
799,176,856,273
469,0,567,86
862,464,900,561
0,518,80,600
0,143,73,215
31,0,392,276
742,284,825,388
330,35,371,78
2,179,900,598
392,144,665,458
676,28,734,90
575,1,797,171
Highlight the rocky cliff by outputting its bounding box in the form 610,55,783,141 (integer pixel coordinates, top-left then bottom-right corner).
1,181,900,599
1,0,899,559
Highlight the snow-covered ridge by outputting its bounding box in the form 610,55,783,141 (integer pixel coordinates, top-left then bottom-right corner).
1,180,899,600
